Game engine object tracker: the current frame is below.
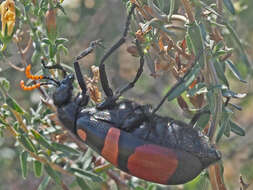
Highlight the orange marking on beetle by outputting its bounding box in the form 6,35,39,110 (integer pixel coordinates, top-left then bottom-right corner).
101,128,120,166
77,129,87,141
127,144,178,184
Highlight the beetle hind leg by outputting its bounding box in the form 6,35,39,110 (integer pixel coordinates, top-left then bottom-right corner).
114,39,144,98
99,4,136,99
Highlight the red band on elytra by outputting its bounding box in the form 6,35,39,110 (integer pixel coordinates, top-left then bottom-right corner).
127,144,178,184
101,128,120,166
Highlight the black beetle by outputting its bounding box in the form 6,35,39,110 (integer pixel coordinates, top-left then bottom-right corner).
20,4,221,185
21,39,221,185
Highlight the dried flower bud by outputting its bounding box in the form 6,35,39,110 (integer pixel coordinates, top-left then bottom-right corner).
126,45,139,57
85,66,102,103
45,8,57,40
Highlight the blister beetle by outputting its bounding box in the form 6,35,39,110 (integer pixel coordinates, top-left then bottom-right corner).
20,4,221,185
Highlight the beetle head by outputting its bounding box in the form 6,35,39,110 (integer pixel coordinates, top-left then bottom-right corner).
53,74,75,107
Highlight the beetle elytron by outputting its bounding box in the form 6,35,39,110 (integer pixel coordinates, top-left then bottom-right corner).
20,3,221,185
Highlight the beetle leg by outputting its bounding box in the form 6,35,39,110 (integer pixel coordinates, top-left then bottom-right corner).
99,4,136,98
76,39,103,61
73,40,103,106
41,59,67,77
122,114,146,131
97,39,144,110
121,104,151,131
115,39,144,98
151,50,204,115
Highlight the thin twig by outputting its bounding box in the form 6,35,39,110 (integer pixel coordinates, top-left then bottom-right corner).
2,54,24,71
21,36,32,55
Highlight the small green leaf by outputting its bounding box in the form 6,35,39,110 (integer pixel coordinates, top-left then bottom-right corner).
51,142,80,155
20,151,28,179
44,164,61,185
76,177,91,190
71,168,102,182
31,129,55,151
6,95,25,114
147,184,157,190
230,121,245,136
93,164,113,173
0,77,10,92
187,21,205,66
225,60,246,83
224,120,231,137
216,123,226,143
214,61,229,86
55,38,68,46
185,33,194,54
82,148,93,170
57,44,68,55
19,134,37,153
223,0,235,14
222,89,246,99
216,109,231,142
213,41,224,54
196,112,210,130
41,38,51,45
167,62,201,101
33,160,43,177
215,50,228,58
38,176,51,190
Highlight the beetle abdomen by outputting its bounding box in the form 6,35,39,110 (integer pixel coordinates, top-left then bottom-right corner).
75,115,205,184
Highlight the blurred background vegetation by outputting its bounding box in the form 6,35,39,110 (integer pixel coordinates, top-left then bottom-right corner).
0,0,253,189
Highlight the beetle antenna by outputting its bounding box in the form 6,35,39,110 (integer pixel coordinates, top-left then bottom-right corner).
25,64,60,86
41,59,67,77
20,80,57,91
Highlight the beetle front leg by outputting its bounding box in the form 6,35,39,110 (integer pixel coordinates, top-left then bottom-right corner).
74,40,103,106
